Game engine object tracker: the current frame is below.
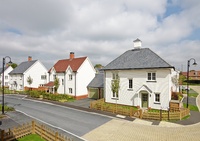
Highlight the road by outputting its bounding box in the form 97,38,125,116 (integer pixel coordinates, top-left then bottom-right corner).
1,95,111,140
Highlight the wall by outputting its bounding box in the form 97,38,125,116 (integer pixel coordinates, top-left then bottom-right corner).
105,68,171,110
76,58,95,96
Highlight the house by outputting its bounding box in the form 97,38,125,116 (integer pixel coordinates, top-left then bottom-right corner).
182,70,200,80
9,56,48,91
48,52,96,99
87,69,104,99
0,66,13,88
103,39,177,110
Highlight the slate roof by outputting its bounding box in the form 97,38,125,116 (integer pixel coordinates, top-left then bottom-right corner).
87,73,104,88
49,57,87,73
9,60,37,74
103,48,174,70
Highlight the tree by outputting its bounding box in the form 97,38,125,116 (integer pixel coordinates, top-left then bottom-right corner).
27,75,33,87
11,63,18,69
94,64,103,69
54,77,60,94
111,77,120,98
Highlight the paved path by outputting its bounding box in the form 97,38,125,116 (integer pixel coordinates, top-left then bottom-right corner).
190,86,200,111
82,118,200,141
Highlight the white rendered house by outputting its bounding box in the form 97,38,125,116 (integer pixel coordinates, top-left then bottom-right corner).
0,66,13,88
103,39,177,110
48,52,96,99
9,56,48,91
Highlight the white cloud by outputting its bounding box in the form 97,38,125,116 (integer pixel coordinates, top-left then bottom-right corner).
0,0,200,71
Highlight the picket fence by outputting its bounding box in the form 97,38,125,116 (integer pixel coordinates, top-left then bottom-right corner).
1,121,73,141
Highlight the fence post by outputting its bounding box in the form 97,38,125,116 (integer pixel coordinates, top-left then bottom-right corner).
160,109,162,121
1,130,4,141
130,107,132,117
168,108,170,121
139,109,143,119
32,121,35,134
55,132,58,141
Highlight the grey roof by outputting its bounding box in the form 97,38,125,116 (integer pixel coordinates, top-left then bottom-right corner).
87,73,104,88
103,48,174,70
9,60,37,74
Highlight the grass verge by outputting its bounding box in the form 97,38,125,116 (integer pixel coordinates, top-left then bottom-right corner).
17,134,46,141
183,103,199,111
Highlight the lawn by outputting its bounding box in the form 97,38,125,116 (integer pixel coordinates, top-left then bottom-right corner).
17,134,46,141
0,104,14,112
183,103,199,111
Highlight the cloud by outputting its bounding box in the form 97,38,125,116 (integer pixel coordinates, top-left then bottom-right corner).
0,0,200,72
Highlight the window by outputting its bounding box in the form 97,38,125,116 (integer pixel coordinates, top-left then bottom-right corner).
147,72,156,81
155,93,160,103
69,88,73,94
53,75,56,80
41,75,47,80
62,79,64,85
69,74,72,80
112,72,119,80
5,82,8,86
128,79,133,89
5,76,8,80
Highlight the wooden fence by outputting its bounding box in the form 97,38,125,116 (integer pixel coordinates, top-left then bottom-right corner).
90,99,140,118
90,99,190,121
142,108,190,121
1,121,73,141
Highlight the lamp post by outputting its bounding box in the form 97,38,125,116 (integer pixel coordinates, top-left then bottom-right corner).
2,56,12,114
186,58,197,108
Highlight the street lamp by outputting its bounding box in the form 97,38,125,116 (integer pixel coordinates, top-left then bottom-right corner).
2,56,12,114
186,58,197,108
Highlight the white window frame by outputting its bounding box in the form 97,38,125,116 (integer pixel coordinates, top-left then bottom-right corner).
69,88,73,94
147,72,156,81
62,79,64,85
69,74,72,81
111,72,119,99
154,93,160,103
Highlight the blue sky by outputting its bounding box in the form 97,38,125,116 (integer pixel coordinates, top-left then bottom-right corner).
0,0,200,71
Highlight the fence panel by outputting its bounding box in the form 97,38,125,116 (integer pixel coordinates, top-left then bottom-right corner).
1,121,73,141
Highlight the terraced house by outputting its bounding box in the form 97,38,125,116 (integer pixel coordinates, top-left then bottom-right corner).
48,52,95,99
103,39,179,110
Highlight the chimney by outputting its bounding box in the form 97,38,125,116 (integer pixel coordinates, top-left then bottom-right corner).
28,56,32,61
133,38,142,49
70,52,74,59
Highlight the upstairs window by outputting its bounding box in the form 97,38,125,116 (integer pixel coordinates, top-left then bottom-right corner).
62,79,64,85
112,72,119,80
128,79,133,89
69,88,73,94
5,76,8,79
41,75,47,80
53,75,56,80
147,72,156,81
69,74,72,80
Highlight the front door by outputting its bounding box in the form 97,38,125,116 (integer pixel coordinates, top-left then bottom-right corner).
142,93,148,108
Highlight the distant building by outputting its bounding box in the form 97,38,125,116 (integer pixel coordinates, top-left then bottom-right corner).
48,52,96,99
0,66,13,88
182,70,200,80
9,56,48,91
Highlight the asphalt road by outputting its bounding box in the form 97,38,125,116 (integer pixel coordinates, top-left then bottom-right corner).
1,95,111,139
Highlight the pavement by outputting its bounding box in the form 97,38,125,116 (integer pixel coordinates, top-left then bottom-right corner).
1,86,200,141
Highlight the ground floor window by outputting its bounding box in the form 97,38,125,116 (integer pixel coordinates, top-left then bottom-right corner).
69,88,73,94
155,93,160,103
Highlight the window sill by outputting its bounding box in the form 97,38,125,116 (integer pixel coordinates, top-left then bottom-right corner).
112,98,119,100
146,81,157,83
127,89,133,91
154,102,161,105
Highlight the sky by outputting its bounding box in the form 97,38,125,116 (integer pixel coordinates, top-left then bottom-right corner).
0,0,200,72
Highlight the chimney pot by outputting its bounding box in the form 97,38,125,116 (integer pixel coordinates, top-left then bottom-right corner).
133,38,142,49
70,52,74,59
28,56,32,61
